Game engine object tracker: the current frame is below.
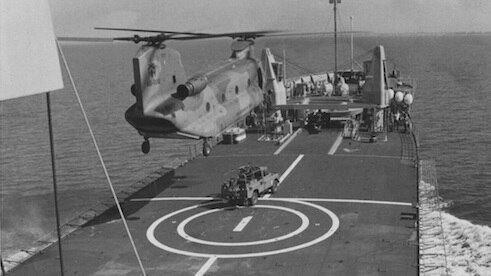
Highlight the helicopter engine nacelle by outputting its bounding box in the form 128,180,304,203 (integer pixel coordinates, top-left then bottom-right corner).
176,75,208,99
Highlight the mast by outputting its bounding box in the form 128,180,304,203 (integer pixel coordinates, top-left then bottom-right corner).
283,48,287,83
333,0,338,85
350,15,353,73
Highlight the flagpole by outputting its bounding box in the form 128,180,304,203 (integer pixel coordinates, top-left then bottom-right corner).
46,92,65,276
1,254,5,275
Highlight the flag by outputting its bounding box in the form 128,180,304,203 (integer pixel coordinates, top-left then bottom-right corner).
0,0,63,101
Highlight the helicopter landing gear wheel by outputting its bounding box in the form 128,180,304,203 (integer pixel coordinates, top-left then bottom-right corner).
141,139,150,154
202,139,211,157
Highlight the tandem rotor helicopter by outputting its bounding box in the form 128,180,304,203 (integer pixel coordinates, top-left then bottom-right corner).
96,27,284,156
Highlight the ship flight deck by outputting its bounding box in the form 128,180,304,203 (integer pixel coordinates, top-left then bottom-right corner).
10,129,418,276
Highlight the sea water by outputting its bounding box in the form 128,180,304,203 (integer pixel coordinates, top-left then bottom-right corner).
1,34,490,273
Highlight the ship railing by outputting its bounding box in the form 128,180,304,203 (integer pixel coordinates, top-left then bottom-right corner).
418,159,450,275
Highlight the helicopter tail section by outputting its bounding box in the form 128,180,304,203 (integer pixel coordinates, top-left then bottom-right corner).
261,48,287,106
361,45,389,107
132,46,187,115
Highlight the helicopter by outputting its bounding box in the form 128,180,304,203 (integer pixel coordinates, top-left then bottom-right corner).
96,27,281,156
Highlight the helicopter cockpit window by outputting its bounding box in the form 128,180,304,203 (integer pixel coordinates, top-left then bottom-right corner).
254,170,262,180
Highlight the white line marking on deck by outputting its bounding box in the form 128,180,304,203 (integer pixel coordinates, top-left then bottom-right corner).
233,216,253,232
264,154,304,199
274,128,302,155
265,197,413,206
336,153,400,159
328,132,343,155
279,154,304,183
195,256,217,276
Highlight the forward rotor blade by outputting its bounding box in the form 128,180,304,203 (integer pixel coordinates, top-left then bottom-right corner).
198,30,281,39
112,35,217,43
268,31,371,37
57,37,113,42
102,28,284,44
95,27,211,36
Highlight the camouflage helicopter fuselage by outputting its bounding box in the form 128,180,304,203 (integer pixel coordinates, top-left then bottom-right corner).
125,41,264,147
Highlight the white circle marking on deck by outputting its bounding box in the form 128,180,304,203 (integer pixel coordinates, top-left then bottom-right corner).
147,199,339,258
176,205,309,246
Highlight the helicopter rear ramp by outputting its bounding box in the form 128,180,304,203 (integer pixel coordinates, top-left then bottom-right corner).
133,46,187,115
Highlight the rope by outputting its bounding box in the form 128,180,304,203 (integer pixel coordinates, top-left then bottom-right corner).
56,41,147,276
270,48,371,78
270,50,317,75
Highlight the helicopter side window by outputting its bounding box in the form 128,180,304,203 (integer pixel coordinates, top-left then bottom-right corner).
206,102,211,112
235,86,239,95
248,78,251,87
172,75,176,84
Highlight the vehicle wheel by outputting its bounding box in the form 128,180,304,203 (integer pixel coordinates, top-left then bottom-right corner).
271,179,279,194
249,191,258,206
202,142,211,156
242,198,248,206
141,140,150,154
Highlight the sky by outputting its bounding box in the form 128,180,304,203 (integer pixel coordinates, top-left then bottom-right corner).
47,0,491,37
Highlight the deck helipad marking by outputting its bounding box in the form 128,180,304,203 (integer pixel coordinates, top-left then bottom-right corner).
274,128,302,155
195,256,217,276
130,197,219,202
131,196,411,206
233,216,253,232
177,205,309,246
328,132,343,155
147,198,339,259
265,197,413,206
